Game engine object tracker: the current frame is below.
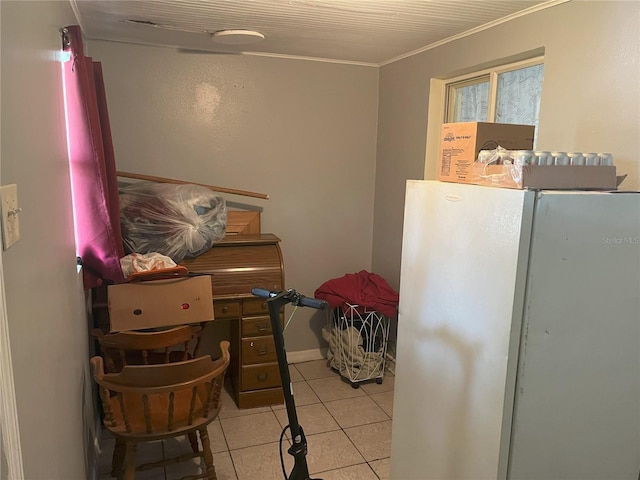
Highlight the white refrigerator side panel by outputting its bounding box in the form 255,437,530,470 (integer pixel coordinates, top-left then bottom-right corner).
391,181,534,480
508,192,640,479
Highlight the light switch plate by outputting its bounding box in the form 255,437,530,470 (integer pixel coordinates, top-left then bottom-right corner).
0,184,20,250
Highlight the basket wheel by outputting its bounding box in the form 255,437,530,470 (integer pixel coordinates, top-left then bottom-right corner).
350,382,360,389
376,378,383,384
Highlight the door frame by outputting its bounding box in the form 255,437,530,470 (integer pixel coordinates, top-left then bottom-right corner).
0,4,26,475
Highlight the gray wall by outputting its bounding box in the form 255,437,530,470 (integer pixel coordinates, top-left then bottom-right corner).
87,40,380,352
0,1,93,478
91,0,640,354
373,0,640,291
0,2,637,477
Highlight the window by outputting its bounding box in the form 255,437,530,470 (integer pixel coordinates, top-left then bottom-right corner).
423,56,544,180
445,57,544,143
447,78,490,122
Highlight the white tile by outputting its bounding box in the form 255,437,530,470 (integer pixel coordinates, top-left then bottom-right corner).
162,436,194,458
161,427,226,457
324,396,389,429
211,451,239,480
369,457,391,480
130,467,163,480
165,451,237,480
218,385,272,419
344,420,392,461
221,411,284,450
127,441,165,480
370,390,394,418
273,403,340,437
271,381,321,411
305,430,366,474
307,375,367,403
360,375,395,395
287,364,304,382
164,454,203,479
316,462,379,480
294,359,335,380
98,437,165,479
231,442,293,480
207,419,230,453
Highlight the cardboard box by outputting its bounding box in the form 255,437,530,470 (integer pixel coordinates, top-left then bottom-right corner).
521,165,619,190
470,163,621,190
438,122,535,183
107,276,214,332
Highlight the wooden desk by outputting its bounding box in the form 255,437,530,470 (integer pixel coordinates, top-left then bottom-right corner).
180,234,285,409
92,234,285,409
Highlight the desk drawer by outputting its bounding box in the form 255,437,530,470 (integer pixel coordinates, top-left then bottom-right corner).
214,300,241,319
241,316,272,337
243,297,270,316
242,337,277,364
241,363,281,391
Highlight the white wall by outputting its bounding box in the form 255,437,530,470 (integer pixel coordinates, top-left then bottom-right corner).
87,40,380,352
0,1,91,478
373,0,640,292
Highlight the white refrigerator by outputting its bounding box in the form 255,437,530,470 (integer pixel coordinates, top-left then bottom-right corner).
390,180,640,480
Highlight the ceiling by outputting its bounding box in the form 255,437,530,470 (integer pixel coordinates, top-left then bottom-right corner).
71,0,562,66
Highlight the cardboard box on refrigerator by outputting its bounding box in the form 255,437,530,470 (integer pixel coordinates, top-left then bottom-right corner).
438,122,535,183
107,275,214,332
471,164,620,190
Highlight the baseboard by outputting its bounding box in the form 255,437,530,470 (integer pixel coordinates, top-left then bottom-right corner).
287,347,327,364
385,352,396,375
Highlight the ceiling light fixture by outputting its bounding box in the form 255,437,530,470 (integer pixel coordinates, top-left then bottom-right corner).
211,29,265,45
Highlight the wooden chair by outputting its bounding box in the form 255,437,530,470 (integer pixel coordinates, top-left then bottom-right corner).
91,341,230,480
90,324,205,373
91,324,208,470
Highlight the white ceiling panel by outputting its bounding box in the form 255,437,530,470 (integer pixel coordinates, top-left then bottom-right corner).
72,0,564,65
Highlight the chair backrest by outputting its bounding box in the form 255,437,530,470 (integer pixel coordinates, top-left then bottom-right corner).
91,324,204,373
91,341,230,438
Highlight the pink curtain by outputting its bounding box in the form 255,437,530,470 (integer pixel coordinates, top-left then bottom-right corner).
62,25,126,288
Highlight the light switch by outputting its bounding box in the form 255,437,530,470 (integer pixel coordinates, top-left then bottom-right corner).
0,184,21,250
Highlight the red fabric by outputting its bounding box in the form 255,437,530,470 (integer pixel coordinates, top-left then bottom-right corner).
62,25,126,288
314,270,399,317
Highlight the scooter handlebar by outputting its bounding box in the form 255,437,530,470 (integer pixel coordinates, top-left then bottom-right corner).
251,288,328,310
251,288,277,299
298,295,327,310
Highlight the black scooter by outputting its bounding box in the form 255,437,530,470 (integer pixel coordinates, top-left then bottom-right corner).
251,287,328,480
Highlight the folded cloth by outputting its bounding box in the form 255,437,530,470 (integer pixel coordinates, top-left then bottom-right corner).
314,270,399,317
322,324,384,380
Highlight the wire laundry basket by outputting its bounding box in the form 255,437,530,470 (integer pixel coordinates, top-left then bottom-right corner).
326,304,391,388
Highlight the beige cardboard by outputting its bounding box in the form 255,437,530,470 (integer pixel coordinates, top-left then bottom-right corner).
521,165,618,190
470,164,619,190
438,122,535,183
107,276,214,332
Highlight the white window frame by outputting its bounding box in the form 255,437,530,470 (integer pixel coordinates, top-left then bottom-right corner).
424,56,544,180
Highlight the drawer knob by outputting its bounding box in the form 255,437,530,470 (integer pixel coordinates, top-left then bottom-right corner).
256,346,268,355
262,302,267,310
257,373,268,382
222,306,229,313
257,323,268,332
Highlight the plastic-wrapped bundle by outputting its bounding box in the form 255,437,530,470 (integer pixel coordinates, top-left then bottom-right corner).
119,182,227,262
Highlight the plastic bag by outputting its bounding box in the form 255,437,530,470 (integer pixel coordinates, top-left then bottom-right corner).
473,146,522,188
119,182,227,262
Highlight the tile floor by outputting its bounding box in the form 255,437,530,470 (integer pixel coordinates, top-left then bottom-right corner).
97,359,394,480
